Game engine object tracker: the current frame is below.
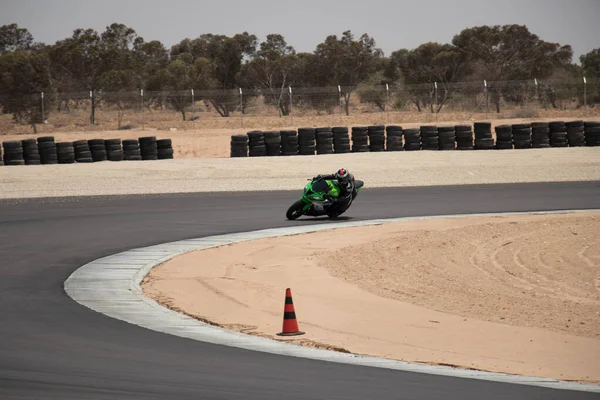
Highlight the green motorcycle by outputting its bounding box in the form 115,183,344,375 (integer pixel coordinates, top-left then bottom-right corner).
286,177,364,220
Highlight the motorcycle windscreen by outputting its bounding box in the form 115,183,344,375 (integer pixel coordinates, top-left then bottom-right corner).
311,179,330,193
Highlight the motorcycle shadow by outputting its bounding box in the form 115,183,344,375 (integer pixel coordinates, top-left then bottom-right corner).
288,216,354,223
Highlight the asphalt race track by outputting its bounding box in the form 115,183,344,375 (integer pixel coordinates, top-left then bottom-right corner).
1,181,599,400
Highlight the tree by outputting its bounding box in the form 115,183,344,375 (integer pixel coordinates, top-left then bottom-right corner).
0,50,53,131
452,24,573,112
311,31,383,115
392,42,471,113
170,32,257,116
0,24,34,55
241,34,299,116
580,48,600,104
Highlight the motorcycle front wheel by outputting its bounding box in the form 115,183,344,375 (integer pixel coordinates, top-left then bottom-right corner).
286,200,305,220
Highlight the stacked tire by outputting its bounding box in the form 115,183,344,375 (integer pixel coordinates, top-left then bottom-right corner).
2,141,25,166
21,138,41,165
38,137,58,164
105,139,123,161
495,125,513,149
351,127,369,152
455,125,474,150
57,142,75,164
403,128,421,151
315,128,334,155
139,136,158,160
420,126,439,150
0,145,3,166
531,122,551,148
332,127,351,154
585,121,600,147
230,135,249,157
437,126,456,150
88,139,107,162
123,139,143,161
264,131,282,156
385,126,403,151
157,139,174,159
73,140,93,163
566,120,586,147
298,128,315,155
474,122,495,150
512,124,532,149
280,130,298,156
368,125,386,152
549,122,568,147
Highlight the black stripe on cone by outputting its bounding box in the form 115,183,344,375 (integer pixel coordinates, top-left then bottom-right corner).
277,288,305,336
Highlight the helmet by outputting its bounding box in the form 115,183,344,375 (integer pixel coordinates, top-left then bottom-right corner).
335,168,349,184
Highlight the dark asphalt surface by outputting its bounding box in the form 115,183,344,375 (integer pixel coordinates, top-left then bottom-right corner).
1,181,599,400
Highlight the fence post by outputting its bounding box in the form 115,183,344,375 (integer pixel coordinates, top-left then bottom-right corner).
140,89,144,129
338,85,342,123
583,76,587,116
40,92,45,124
191,89,195,122
484,80,488,119
239,88,243,128
289,86,293,126
90,90,95,125
385,83,389,123
434,82,438,122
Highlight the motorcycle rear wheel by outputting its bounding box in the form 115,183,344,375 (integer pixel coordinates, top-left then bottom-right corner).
286,200,305,220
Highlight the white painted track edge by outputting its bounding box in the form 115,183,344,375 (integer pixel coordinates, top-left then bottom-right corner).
64,209,600,393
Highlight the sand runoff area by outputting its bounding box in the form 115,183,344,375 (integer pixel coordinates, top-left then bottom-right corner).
143,211,600,384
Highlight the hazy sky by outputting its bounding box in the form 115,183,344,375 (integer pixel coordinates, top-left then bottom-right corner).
2,0,599,62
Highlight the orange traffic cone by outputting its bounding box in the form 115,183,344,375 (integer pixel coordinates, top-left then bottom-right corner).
277,288,305,336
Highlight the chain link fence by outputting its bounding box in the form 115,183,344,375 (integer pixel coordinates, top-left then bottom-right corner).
0,78,597,134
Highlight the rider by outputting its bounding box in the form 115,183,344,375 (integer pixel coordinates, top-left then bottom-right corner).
313,168,356,203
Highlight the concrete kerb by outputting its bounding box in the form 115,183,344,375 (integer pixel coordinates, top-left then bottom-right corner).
64,209,600,393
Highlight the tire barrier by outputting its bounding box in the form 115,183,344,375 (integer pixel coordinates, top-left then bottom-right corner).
351,126,369,152
332,127,351,154
566,120,586,147
298,128,315,155
123,139,142,161
139,136,157,160
73,140,93,163
315,127,334,155
22,138,41,165
57,142,76,164
420,125,439,151
455,125,474,150
281,130,299,156
385,125,403,152
495,125,513,150
368,125,386,152
230,120,599,157
474,122,495,150
247,130,266,157
586,121,600,147
38,136,58,164
438,126,456,151
531,122,550,149
403,128,421,151
157,139,174,160
1,136,175,166
89,139,108,162
263,131,282,156
105,139,124,162
2,140,25,166
550,121,568,148
230,134,248,157
512,123,531,149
